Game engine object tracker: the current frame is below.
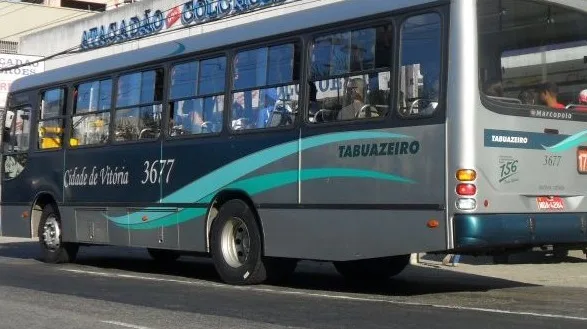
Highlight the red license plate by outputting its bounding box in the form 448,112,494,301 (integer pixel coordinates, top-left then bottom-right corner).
578,147,587,174
536,196,565,211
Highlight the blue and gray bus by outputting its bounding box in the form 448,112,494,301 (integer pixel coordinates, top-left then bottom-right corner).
2,0,587,285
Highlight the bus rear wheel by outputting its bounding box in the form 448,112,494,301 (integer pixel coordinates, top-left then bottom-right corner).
38,204,78,264
333,255,410,283
210,199,267,285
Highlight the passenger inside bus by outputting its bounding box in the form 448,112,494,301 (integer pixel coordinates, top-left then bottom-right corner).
570,89,587,112
231,94,253,130
337,78,367,120
580,90,587,105
537,82,565,110
256,88,278,128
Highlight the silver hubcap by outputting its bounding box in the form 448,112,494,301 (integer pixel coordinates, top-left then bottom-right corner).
220,217,250,268
42,215,61,251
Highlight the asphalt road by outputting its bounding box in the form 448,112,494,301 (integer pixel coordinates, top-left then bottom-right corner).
0,238,586,329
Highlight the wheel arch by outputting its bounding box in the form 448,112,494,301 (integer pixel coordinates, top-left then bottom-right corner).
205,189,264,253
31,191,59,238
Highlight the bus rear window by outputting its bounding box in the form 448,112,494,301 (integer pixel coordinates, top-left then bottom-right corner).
478,0,587,116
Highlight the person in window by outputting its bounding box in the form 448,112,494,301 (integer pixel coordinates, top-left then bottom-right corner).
579,89,587,105
183,100,206,134
338,78,366,120
571,89,587,112
202,97,222,133
537,82,565,110
256,88,278,128
231,99,248,130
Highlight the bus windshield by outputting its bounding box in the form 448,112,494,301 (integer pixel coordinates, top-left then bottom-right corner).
478,0,587,117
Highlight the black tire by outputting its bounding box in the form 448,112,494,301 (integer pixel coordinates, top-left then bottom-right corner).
38,204,78,264
210,199,267,285
147,248,181,263
333,255,410,283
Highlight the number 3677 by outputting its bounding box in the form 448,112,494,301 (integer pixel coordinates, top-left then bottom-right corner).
141,159,175,184
543,155,561,167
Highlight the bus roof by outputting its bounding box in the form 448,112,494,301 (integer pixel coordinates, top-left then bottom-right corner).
10,0,437,93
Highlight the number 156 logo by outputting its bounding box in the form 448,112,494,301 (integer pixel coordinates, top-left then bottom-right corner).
499,157,518,183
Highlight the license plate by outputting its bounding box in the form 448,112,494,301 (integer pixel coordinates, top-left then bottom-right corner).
578,147,587,174
536,196,565,211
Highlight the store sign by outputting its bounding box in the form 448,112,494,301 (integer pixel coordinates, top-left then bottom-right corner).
0,54,44,108
81,0,288,50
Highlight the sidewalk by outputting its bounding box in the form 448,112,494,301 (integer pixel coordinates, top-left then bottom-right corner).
417,251,587,288
0,237,37,243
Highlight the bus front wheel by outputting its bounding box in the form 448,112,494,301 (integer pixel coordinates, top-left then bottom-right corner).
38,204,79,264
210,199,267,285
333,255,410,283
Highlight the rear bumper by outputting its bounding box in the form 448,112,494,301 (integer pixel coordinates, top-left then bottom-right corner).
453,213,587,250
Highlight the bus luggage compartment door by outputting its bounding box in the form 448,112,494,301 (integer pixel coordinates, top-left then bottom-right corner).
75,209,109,244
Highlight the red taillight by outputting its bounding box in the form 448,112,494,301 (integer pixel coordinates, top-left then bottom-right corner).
456,183,476,196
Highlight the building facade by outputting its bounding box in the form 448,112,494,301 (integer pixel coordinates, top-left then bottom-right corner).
18,0,344,70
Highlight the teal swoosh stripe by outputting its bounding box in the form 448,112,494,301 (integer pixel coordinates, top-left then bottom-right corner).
163,131,408,204
108,131,410,225
543,130,587,153
121,168,415,229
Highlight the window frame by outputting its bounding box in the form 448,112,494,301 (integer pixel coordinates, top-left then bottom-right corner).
166,54,228,140
36,86,67,152
228,37,303,134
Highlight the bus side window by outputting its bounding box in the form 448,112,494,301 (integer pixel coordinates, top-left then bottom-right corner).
70,79,112,147
3,105,31,179
397,13,442,118
114,70,164,142
308,24,392,124
168,57,225,137
38,88,66,150
230,44,299,131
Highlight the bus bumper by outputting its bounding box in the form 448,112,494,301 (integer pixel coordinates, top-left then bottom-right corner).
453,213,587,250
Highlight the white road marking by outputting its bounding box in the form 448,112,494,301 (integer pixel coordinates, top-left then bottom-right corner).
64,268,587,322
101,320,154,329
